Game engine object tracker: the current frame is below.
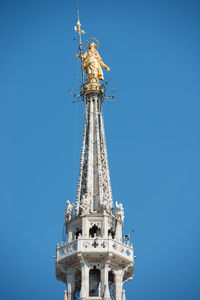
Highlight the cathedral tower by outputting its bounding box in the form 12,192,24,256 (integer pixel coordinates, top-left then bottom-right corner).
55,18,134,300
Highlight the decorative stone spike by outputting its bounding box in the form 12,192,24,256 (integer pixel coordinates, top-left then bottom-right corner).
122,289,126,300
63,290,68,300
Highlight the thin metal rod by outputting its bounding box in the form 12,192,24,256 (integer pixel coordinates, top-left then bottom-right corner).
75,0,85,85
76,0,80,20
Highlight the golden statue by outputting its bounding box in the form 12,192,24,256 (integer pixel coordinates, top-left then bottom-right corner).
76,38,111,91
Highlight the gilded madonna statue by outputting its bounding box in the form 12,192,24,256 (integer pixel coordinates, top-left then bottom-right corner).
76,39,110,90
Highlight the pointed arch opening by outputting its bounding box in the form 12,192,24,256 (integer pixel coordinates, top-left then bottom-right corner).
89,224,101,238
108,270,115,300
108,228,115,239
89,266,101,296
75,228,82,239
74,269,81,300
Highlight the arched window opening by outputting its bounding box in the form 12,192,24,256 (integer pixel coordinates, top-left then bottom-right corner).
74,269,81,300
108,228,115,239
75,228,82,239
108,271,115,300
89,225,101,238
89,266,100,296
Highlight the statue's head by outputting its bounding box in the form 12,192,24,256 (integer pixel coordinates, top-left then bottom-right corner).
89,42,97,49
66,200,70,205
86,38,99,49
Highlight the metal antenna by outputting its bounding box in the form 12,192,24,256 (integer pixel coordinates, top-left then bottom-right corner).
76,0,80,20
74,0,85,85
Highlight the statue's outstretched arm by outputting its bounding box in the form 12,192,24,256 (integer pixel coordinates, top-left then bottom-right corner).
100,60,110,71
98,53,110,71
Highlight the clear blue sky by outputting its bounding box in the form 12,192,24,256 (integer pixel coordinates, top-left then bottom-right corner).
1,0,200,299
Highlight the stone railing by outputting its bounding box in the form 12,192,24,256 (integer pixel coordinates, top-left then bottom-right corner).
56,240,78,260
56,237,133,262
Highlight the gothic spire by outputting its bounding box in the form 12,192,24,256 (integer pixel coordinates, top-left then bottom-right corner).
55,14,134,300
75,91,113,215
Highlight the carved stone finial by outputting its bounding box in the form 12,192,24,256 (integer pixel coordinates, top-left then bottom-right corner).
122,289,126,300
64,290,68,300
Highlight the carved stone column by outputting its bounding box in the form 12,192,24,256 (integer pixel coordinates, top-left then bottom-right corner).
115,220,123,242
66,270,75,300
82,216,88,238
67,225,73,242
115,270,123,300
79,257,89,300
103,215,108,238
103,263,111,300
